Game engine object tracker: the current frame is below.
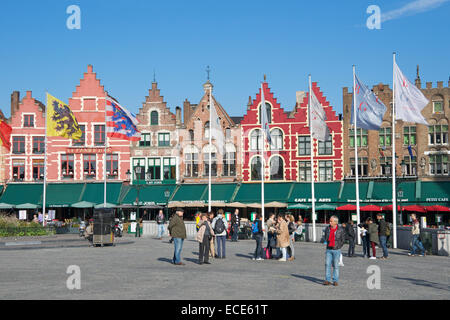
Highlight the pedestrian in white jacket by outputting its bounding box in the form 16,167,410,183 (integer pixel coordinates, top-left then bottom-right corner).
212,209,228,259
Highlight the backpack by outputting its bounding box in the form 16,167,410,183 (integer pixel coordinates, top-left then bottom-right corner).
252,220,259,234
214,218,225,234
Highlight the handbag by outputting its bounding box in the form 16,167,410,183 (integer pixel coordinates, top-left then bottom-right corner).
269,236,276,248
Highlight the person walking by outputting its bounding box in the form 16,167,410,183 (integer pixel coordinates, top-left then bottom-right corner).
287,215,297,261
208,212,216,259
323,215,345,286
359,220,371,258
367,217,379,260
266,213,277,258
212,209,228,259
230,209,240,242
168,208,187,266
251,213,264,261
196,213,214,265
343,221,356,257
376,213,389,260
409,213,426,257
275,214,290,262
156,209,166,240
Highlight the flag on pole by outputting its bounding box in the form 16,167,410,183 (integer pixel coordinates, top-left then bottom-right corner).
209,96,225,154
394,61,429,125
260,85,272,144
408,145,414,159
106,98,141,141
309,89,329,142
0,119,12,150
46,93,82,140
352,74,387,130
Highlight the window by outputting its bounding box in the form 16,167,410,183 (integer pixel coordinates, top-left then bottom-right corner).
106,154,118,177
204,153,217,176
61,154,74,179
12,159,25,181
349,128,368,148
380,157,392,176
270,156,283,180
189,130,194,141
148,158,161,180
259,103,271,124
132,158,146,182
318,135,332,155
32,159,44,180
150,111,159,125
251,157,262,180
204,122,210,139
350,157,368,177
223,152,236,176
12,136,25,154
73,125,85,146
270,128,283,151
318,160,333,181
83,154,96,178
32,137,45,154
402,156,417,176
429,124,448,145
298,161,311,182
185,151,199,177
379,127,392,147
23,115,34,127
433,101,443,114
94,125,105,146
250,129,262,151
139,133,151,147
158,133,170,147
429,154,448,176
298,136,310,156
225,128,231,140
163,158,176,180
403,126,416,146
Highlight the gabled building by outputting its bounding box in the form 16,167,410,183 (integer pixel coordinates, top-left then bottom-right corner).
178,81,242,183
241,80,343,182
130,81,180,184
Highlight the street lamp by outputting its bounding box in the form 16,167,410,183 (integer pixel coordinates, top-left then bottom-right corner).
164,188,170,221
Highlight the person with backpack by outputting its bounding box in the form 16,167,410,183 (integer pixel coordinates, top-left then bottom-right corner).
251,213,264,261
266,213,277,258
409,213,426,257
376,213,389,260
211,209,228,259
196,213,215,265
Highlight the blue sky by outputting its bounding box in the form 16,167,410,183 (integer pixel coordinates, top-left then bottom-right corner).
1,0,449,118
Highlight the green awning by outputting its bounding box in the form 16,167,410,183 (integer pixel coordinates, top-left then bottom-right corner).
338,181,369,204
121,184,177,206
416,181,450,206
200,184,238,204
16,203,40,209
315,204,337,211
170,184,207,204
0,184,43,206
0,202,15,209
72,201,95,208
80,183,122,205
288,182,340,205
233,183,293,204
43,183,85,207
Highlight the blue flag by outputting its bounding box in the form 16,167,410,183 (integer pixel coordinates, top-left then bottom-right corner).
408,145,414,159
351,74,387,130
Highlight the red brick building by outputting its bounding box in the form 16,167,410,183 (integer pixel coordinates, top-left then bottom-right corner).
241,80,343,182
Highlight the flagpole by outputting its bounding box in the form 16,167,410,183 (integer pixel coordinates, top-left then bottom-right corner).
208,87,212,213
392,52,398,249
309,75,316,242
353,66,361,245
261,83,265,235
42,92,48,226
104,95,107,207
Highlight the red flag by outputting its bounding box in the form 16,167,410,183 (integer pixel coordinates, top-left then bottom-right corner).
0,119,12,151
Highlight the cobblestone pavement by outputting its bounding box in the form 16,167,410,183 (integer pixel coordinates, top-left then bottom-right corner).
0,235,449,299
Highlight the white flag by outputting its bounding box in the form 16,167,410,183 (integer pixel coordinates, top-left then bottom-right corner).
309,88,329,142
210,96,225,154
260,84,272,144
394,61,429,125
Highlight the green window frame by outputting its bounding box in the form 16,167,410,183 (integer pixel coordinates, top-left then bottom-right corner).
148,158,161,180
158,133,170,147
139,133,151,147
150,111,159,125
403,126,416,146
163,157,176,180
349,128,367,147
379,127,392,147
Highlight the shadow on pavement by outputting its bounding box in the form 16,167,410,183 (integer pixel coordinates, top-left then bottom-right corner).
235,253,253,259
157,257,174,264
291,274,324,284
393,277,450,292
184,257,201,264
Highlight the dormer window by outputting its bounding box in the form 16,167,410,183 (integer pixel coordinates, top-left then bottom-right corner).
24,115,34,127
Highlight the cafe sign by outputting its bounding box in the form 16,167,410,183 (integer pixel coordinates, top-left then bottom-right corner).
67,147,112,154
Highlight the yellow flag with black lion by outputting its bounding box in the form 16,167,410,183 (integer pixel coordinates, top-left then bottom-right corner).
46,93,82,140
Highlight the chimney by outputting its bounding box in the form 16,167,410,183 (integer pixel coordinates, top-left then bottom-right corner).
183,99,192,124
415,65,421,88
437,81,443,89
87,64,93,73
176,106,182,125
10,91,20,116
426,82,432,89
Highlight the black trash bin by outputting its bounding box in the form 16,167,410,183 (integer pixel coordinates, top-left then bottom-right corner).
93,208,114,246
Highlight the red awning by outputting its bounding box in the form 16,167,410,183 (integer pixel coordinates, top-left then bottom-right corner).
381,205,402,211
336,204,356,211
360,205,382,212
426,205,450,212
402,205,427,213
